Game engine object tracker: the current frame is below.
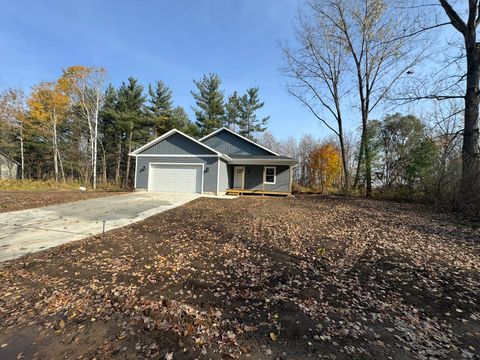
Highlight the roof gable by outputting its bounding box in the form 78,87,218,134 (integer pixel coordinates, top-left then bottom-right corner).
0,152,19,165
129,129,221,156
200,128,279,156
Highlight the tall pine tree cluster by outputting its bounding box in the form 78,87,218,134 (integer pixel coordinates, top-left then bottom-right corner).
191,73,269,138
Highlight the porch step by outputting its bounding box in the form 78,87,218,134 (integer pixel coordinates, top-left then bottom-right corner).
226,189,291,197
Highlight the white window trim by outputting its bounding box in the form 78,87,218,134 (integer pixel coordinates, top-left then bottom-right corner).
264,166,276,185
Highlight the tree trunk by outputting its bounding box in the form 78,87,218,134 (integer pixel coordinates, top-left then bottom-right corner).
460,36,480,209
58,151,66,183
353,128,365,189
102,145,107,184
124,131,133,188
115,141,122,186
19,127,24,180
337,120,350,190
364,131,373,197
53,112,59,182
92,115,98,190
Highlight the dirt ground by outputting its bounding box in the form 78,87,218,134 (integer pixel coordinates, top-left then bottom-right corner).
0,191,126,213
0,196,479,359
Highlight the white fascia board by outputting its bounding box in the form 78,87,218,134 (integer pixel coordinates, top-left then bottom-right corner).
228,158,297,165
199,127,280,156
128,128,225,157
134,154,220,157
129,129,177,156
132,153,232,161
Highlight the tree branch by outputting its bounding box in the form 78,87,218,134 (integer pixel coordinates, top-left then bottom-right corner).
439,0,467,34
392,94,465,102
288,89,340,136
381,21,451,44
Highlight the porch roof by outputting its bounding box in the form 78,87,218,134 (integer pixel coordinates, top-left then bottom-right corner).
227,155,297,166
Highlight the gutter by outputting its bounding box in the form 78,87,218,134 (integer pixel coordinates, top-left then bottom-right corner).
227,159,297,166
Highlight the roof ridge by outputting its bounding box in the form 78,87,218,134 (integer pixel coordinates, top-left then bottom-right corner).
199,127,280,156
129,129,223,157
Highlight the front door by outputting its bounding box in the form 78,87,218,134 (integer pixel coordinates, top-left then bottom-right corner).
233,166,244,189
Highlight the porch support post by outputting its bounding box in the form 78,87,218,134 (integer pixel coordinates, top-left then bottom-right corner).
242,165,245,190
289,165,293,193
262,165,265,192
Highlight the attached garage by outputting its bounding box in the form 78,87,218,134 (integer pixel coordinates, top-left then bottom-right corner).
129,129,224,194
148,163,203,194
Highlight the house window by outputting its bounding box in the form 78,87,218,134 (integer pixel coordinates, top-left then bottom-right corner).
264,166,276,184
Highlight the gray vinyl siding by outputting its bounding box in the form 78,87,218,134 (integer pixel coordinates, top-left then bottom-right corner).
135,156,218,193
202,131,272,156
243,165,291,192
141,132,216,155
218,159,229,192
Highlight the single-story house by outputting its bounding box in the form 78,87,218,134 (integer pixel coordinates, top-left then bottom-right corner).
129,127,297,195
0,152,19,179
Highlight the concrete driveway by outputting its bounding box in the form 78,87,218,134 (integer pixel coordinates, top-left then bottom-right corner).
0,192,202,262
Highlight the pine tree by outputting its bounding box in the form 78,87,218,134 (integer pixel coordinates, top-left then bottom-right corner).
148,81,173,136
224,91,242,131
170,106,199,137
98,84,118,183
116,77,148,187
238,87,269,139
191,73,225,136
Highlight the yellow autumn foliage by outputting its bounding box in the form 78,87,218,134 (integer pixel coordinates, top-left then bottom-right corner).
307,142,342,192
27,81,69,136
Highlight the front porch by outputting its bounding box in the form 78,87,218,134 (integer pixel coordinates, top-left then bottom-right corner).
226,164,293,195
226,188,291,196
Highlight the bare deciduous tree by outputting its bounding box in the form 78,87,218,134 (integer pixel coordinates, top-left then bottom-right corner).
61,66,107,190
398,0,480,211
298,134,318,186
0,88,26,179
286,0,428,196
282,6,351,189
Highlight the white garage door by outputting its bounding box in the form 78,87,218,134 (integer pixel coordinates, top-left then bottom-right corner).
148,163,203,193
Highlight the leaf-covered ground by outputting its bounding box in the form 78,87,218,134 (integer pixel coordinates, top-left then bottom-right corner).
0,196,479,359
0,191,126,213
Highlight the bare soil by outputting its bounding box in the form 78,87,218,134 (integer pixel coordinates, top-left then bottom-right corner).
0,196,479,359
0,191,127,213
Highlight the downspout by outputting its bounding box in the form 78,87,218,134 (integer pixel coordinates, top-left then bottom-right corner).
134,155,138,190
216,157,220,195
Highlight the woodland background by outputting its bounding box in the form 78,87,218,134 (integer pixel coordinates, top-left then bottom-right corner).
0,0,479,217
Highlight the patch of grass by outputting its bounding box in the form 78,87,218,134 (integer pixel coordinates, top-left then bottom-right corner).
0,179,122,192
93,182,125,192
372,187,426,203
292,183,342,195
